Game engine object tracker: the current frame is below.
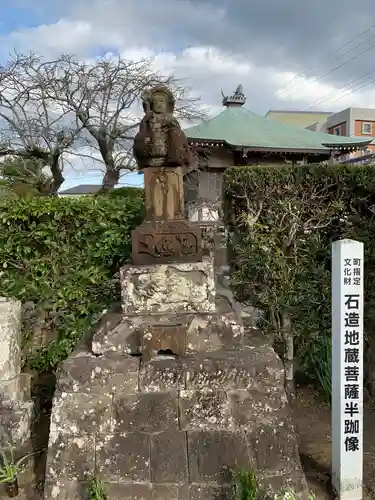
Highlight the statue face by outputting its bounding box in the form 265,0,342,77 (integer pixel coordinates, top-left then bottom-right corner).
151,93,168,114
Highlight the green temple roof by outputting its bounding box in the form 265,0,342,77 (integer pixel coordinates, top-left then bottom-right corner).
185,87,371,153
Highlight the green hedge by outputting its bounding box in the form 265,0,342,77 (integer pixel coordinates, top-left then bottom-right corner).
0,194,145,371
223,163,375,398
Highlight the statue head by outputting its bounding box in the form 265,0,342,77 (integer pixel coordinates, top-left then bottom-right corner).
142,86,175,115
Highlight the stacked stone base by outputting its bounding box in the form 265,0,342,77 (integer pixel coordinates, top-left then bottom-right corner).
0,299,33,449
45,343,306,499
44,261,307,499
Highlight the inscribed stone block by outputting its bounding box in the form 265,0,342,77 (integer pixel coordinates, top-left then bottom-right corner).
185,348,283,391
139,357,185,392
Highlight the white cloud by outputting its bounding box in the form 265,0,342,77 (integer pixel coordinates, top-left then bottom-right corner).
5,20,95,58
3,0,375,188
4,3,373,114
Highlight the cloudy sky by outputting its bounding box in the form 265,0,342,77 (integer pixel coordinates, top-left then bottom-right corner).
2,0,375,188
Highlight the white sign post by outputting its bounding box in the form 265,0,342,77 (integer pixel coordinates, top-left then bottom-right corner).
332,239,364,499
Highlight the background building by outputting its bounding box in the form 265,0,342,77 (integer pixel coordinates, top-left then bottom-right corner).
265,110,333,129
184,87,370,221
267,107,375,161
58,185,102,197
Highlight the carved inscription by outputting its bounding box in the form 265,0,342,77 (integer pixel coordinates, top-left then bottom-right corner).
139,233,197,259
187,368,253,389
132,220,202,265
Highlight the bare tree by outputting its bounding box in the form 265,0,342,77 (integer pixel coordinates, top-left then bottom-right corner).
0,53,83,194
46,54,206,191
229,178,339,397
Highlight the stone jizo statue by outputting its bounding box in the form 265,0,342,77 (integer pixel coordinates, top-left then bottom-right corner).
131,84,202,264
133,85,191,169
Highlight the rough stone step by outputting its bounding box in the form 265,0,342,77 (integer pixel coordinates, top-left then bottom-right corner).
57,339,283,396
91,309,257,359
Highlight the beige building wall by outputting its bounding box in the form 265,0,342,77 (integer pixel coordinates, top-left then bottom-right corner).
265,110,333,129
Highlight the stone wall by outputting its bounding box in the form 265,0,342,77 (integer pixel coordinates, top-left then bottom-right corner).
0,298,33,449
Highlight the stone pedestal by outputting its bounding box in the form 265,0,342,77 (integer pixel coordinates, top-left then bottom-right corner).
143,167,184,221
44,262,307,500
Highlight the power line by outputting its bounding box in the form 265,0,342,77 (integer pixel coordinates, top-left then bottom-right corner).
280,34,375,98
314,75,375,108
304,74,375,111
282,38,375,108
303,70,374,110
278,22,375,94
278,22,375,96
280,31,375,98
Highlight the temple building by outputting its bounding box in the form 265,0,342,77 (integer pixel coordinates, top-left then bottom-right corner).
184,85,371,221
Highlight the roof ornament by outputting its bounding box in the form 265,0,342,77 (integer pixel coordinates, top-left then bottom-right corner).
235,84,244,95
221,84,246,107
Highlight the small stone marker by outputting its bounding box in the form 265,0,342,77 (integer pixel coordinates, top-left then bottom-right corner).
332,239,364,499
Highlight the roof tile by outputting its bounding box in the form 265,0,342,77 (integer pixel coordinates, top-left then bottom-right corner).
185,107,371,151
